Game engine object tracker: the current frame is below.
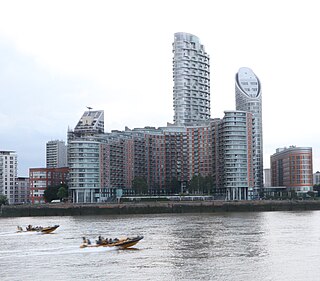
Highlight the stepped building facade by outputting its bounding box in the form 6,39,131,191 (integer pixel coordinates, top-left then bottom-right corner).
172,32,210,126
67,110,255,203
67,113,215,203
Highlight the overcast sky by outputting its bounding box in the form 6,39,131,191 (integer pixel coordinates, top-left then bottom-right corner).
1,0,319,177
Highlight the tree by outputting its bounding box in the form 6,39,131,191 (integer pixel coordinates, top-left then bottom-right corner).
0,194,8,206
132,177,148,195
313,184,320,197
189,175,204,194
57,186,68,200
43,185,59,202
188,175,197,194
203,176,214,194
188,175,214,195
306,191,316,199
44,184,69,202
166,177,181,194
171,177,181,194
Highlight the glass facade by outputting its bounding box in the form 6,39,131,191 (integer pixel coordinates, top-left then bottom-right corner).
235,67,263,198
68,140,101,203
220,111,253,200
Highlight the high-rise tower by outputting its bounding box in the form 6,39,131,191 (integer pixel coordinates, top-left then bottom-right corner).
172,32,210,126
235,67,263,199
67,109,104,203
0,150,17,204
46,140,67,168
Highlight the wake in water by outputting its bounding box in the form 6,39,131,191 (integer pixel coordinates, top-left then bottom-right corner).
38,244,119,256
0,231,42,237
0,244,119,260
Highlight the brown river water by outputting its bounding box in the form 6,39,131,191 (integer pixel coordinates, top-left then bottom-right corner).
1,211,320,281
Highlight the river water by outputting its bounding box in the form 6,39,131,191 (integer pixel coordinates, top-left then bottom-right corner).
1,211,320,281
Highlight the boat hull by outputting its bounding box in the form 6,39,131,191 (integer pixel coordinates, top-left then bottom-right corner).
40,225,60,234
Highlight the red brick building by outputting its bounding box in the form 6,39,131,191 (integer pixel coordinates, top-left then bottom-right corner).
29,167,69,204
270,146,313,194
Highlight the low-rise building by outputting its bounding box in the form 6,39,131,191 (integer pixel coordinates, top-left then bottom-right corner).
313,171,320,185
29,167,69,204
15,177,30,204
270,146,313,195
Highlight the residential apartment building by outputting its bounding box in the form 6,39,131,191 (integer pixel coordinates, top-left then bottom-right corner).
264,168,271,187
67,109,105,203
212,111,254,200
68,109,216,203
68,139,101,203
270,146,313,194
235,67,263,198
68,108,258,202
46,140,67,168
313,171,320,185
15,177,30,204
172,32,210,126
0,151,17,204
29,167,69,204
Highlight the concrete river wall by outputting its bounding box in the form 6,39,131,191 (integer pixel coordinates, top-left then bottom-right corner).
2,200,320,217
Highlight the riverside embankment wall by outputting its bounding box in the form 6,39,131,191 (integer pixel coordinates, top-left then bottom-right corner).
1,200,320,217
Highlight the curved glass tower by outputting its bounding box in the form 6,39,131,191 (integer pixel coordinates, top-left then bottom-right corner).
68,140,101,203
221,111,254,200
172,32,210,126
235,67,263,199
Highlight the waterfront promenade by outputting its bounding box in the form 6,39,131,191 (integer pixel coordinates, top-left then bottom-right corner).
1,199,320,217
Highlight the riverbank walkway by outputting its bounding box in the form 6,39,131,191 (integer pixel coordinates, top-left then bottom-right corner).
1,199,320,217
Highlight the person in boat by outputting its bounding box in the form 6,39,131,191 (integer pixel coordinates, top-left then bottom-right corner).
96,235,105,245
105,238,111,244
82,237,90,245
17,226,23,232
27,225,32,231
104,237,110,244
